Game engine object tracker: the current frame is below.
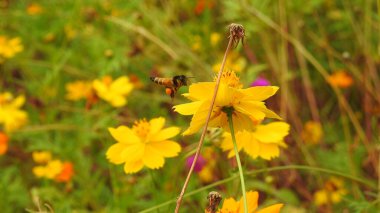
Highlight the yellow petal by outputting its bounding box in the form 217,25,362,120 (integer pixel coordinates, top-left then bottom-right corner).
108,126,140,144
243,137,260,159
261,107,282,120
92,79,107,95
256,204,283,213
11,95,25,108
252,122,290,144
257,143,280,160
230,112,254,132
240,86,279,101
220,197,239,212
234,101,267,121
183,100,211,135
186,82,215,101
106,143,128,164
207,110,227,129
124,160,144,174
109,95,126,107
239,191,259,213
215,83,234,106
151,127,180,142
143,146,165,169
149,140,181,157
173,101,203,115
120,143,145,163
111,76,133,94
226,131,250,158
149,117,165,135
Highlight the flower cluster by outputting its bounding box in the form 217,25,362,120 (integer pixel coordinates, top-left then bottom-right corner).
0,92,28,132
0,36,23,63
216,191,283,213
174,70,289,160
65,75,134,108
106,117,181,174
32,151,74,183
314,177,347,206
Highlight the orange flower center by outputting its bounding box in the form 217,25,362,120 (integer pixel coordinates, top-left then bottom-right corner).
102,76,113,87
216,70,242,89
132,119,150,140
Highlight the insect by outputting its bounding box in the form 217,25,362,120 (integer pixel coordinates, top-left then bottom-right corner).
150,75,192,99
206,191,222,213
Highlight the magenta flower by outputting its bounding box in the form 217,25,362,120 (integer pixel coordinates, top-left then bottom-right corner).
186,155,206,172
250,77,270,87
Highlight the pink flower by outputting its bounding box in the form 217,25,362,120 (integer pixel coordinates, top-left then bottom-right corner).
186,155,206,172
250,77,270,87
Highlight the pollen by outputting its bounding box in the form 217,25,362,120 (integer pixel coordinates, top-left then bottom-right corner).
132,119,151,139
216,70,242,89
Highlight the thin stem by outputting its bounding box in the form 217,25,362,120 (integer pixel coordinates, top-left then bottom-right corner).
227,111,248,213
174,32,235,212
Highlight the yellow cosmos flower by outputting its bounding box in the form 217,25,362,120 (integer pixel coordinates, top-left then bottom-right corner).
65,80,93,101
212,52,247,73
0,92,28,132
217,191,283,213
32,151,52,164
106,117,181,174
301,121,323,145
314,177,347,206
174,71,281,135
221,122,289,160
0,36,23,62
33,160,63,179
210,32,221,46
93,76,133,107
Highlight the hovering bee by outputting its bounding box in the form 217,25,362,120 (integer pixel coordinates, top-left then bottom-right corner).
150,75,192,99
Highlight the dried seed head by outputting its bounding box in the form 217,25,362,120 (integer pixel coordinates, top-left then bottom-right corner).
206,191,222,213
228,23,245,48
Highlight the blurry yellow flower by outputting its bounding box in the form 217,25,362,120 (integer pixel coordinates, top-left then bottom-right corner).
301,121,323,145
64,25,77,40
217,191,283,213
32,151,52,164
213,52,246,73
0,92,28,132
174,70,281,135
221,122,289,160
210,32,221,46
27,3,43,15
0,132,9,155
192,35,202,51
33,160,63,179
198,147,217,183
314,177,347,206
93,76,133,107
106,117,181,174
0,36,23,62
65,80,93,101
327,70,353,88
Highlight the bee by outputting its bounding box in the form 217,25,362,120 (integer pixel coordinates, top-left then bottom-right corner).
150,75,192,99
206,191,222,213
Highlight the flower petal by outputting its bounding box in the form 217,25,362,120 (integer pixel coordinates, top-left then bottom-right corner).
239,191,259,213
243,137,260,159
110,76,134,95
120,143,145,163
143,146,165,169
234,101,267,121
252,122,290,143
149,140,181,157
257,143,280,160
149,117,165,135
215,83,235,106
108,126,140,144
221,131,247,158
230,112,254,132
106,143,128,164
173,101,203,115
240,86,279,101
256,204,284,213
182,100,211,135
220,197,239,212
151,127,180,142
186,82,215,101
124,160,144,174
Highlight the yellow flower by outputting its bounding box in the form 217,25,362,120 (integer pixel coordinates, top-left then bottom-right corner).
33,160,63,179
314,177,347,206
106,117,181,174
32,151,52,164
174,71,280,135
327,70,353,88
210,32,221,46
221,122,289,160
65,80,93,101
0,92,28,132
213,52,246,73
0,36,23,62
27,3,43,15
93,76,133,107
64,24,77,40
218,191,283,213
301,121,323,145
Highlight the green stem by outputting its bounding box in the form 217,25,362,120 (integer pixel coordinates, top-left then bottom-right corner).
226,110,248,213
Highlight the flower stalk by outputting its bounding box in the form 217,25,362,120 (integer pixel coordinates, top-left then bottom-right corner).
175,24,245,212
226,108,248,213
